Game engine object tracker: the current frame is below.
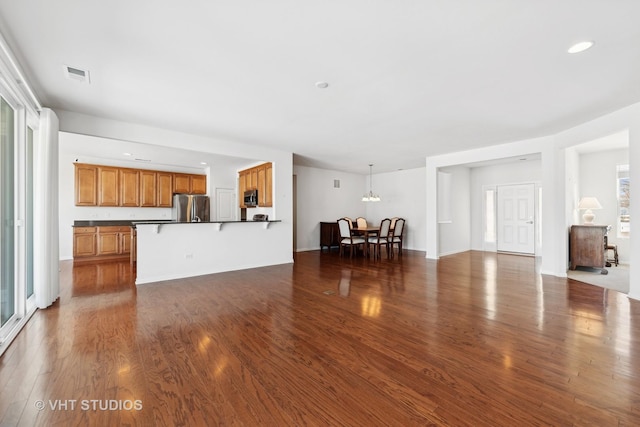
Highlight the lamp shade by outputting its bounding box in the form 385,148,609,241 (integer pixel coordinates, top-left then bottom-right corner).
578,197,602,225
578,197,602,210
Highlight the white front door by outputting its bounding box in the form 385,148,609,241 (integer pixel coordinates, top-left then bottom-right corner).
497,184,535,254
215,188,235,221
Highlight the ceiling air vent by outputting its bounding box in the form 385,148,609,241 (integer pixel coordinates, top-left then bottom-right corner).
64,65,90,83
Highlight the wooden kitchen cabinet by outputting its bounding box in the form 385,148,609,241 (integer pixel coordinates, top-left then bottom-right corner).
173,173,207,194
119,169,140,207
97,230,120,255
173,173,191,194
157,172,173,207
139,170,157,207
98,166,119,206
238,170,248,208
238,162,273,208
191,174,207,194
120,230,132,254
257,166,266,205
249,168,259,190
74,225,132,263
75,163,206,207
73,226,97,257
263,163,273,207
130,227,137,266
569,225,608,272
75,164,98,206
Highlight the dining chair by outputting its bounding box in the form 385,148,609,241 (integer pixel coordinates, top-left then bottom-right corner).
367,218,391,259
390,217,399,230
337,218,365,258
356,217,367,229
343,217,354,229
389,218,405,258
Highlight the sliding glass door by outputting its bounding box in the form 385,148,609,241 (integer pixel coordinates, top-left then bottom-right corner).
0,96,15,329
26,126,34,301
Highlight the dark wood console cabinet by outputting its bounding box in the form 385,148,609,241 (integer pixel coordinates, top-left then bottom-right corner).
569,225,608,273
320,222,340,251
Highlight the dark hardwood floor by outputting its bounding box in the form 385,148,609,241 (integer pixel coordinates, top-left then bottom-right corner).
1,250,639,426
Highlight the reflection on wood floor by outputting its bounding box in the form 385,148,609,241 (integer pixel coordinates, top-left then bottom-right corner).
1,250,639,425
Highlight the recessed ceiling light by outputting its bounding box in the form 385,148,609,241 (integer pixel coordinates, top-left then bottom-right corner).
123,152,132,156
568,41,594,54
315,81,329,89
200,162,208,165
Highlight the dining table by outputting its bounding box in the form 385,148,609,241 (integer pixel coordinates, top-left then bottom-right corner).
351,225,382,257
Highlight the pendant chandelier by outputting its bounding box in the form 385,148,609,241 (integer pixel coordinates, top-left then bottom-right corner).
362,164,381,202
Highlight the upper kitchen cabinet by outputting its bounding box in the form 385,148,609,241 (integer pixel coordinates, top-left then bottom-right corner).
238,162,272,207
173,173,207,194
157,172,173,207
191,174,207,194
75,164,98,206
74,163,206,207
263,162,273,207
139,170,157,207
98,166,119,206
119,169,140,207
249,168,259,190
238,170,248,208
173,173,191,194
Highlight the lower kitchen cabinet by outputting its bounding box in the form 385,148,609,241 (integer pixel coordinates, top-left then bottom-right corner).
74,225,133,263
73,227,97,257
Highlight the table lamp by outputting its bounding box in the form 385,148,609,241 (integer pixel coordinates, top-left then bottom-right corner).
578,197,602,225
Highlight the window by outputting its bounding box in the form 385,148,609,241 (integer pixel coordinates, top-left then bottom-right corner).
617,164,630,238
484,188,496,243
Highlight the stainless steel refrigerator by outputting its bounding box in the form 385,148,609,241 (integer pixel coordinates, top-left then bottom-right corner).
172,194,210,222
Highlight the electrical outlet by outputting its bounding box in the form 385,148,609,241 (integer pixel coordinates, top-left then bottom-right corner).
185,253,194,259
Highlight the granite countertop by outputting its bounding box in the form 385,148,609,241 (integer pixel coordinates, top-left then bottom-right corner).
73,220,173,227
132,220,281,226
73,219,281,227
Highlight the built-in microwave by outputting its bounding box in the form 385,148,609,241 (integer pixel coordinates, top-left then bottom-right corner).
243,189,258,207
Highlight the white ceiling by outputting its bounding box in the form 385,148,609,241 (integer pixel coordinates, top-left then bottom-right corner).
0,0,639,174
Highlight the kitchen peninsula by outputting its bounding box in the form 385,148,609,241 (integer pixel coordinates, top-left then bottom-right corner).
134,219,287,285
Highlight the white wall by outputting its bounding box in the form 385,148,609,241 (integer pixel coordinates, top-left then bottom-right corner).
469,159,542,250
363,167,427,252
426,136,554,265
438,166,471,256
554,105,639,297
293,165,365,251
293,165,428,252
136,222,290,284
426,102,640,294
57,111,294,267
578,148,629,262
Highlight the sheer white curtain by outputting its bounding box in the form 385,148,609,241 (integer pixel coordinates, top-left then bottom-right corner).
34,108,59,308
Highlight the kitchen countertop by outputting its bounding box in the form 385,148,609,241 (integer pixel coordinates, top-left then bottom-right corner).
133,220,281,226
73,220,174,227
73,219,280,227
